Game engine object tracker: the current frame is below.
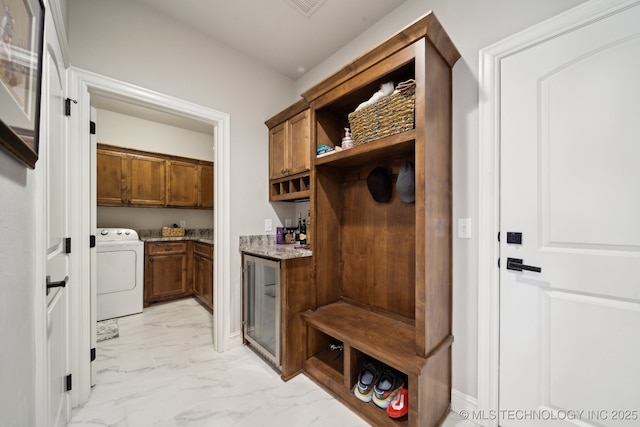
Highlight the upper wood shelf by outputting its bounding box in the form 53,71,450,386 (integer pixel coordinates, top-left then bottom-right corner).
314,129,416,169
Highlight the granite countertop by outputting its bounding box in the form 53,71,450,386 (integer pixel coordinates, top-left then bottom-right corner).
239,234,312,260
138,228,213,245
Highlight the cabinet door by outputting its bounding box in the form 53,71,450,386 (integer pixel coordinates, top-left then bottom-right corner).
96,149,127,206
145,244,189,303
287,109,310,175
269,122,287,179
167,160,199,207
128,154,166,206
193,252,213,310
198,164,214,209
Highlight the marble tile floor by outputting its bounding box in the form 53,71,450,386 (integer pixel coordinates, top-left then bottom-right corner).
69,298,476,427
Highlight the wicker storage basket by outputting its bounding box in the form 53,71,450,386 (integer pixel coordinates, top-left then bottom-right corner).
348,85,415,146
161,227,185,237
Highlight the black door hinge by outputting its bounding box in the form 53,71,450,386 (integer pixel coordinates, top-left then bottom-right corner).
90,121,96,135
64,98,77,116
90,235,96,248
90,347,96,362
65,374,72,391
65,237,72,254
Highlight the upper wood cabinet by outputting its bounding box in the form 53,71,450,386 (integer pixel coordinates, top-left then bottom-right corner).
128,154,166,206
198,164,214,208
265,99,311,201
96,149,127,205
167,160,198,207
97,144,213,209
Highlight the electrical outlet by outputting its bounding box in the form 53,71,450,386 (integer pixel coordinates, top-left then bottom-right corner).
457,218,472,239
179,220,186,228
264,219,273,232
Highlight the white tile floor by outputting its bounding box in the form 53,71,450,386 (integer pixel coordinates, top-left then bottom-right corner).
70,298,476,427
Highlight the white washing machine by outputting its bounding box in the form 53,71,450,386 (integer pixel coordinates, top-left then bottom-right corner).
96,228,144,321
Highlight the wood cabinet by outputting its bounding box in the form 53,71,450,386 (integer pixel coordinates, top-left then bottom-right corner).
97,143,213,209
167,160,199,207
280,256,313,380
128,154,166,206
96,148,127,205
144,241,191,305
198,164,214,208
192,242,213,311
265,100,311,201
299,13,460,427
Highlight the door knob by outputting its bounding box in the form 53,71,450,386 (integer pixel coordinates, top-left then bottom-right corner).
506,258,541,273
46,275,68,295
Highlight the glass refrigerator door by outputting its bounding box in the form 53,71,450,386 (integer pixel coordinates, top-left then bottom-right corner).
244,255,280,366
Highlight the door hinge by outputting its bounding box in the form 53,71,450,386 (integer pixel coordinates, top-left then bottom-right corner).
65,374,72,391
90,235,96,248
90,121,96,135
65,237,72,254
64,98,77,116
90,347,96,362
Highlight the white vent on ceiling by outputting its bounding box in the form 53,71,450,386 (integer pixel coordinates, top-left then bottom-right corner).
285,0,326,18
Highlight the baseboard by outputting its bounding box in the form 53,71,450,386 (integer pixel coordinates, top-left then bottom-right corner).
451,388,478,416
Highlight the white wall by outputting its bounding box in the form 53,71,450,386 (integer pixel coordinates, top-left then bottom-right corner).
96,109,214,161
67,0,296,343
0,156,36,427
95,109,214,230
294,0,587,401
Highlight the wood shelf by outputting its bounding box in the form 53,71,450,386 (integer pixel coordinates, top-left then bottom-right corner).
269,173,310,201
315,130,416,169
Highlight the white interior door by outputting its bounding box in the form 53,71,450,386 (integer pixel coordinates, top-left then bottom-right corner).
43,19,70,427
500,3,640,426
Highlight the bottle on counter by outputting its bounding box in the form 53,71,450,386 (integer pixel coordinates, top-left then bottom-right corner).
299,219,307,244
295,213,302,243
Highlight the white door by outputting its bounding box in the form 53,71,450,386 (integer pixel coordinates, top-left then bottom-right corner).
43,17,70,427
500,2,640,426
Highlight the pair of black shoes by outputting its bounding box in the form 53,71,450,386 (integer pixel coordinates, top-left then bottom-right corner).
353,361,404,409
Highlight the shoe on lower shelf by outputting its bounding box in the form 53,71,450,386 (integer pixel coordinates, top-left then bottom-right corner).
354,361,383,403
372,369,404,409
387,387,408,418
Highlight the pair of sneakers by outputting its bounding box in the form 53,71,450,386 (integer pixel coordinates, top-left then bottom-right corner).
353,361,406,413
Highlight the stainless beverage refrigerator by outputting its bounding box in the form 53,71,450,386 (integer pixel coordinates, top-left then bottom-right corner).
243,254,281,369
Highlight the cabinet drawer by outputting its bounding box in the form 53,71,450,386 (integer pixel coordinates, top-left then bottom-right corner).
193,242,213,258
146,242,188,255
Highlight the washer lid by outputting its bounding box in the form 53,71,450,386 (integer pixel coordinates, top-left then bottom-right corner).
96,228,140,242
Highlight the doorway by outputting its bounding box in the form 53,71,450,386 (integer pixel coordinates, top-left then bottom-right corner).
67,68,231,406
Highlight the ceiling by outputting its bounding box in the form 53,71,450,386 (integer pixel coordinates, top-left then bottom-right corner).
93,0,407,134
131,0,407,79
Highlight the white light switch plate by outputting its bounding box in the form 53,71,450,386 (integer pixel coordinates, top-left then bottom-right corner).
457,218,472,239
264,219,273,232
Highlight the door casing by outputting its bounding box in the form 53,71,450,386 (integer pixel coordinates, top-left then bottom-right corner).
67,68,232,406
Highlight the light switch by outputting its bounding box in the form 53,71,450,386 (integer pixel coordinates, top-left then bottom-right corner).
264,219,273,232
457,218,472,239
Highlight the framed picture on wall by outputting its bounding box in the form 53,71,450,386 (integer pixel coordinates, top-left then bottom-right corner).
0,0,45,169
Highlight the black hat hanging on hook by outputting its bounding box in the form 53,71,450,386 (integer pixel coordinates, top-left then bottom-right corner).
367,166,392,203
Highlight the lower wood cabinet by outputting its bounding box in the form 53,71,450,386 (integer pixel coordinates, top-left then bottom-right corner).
144,242,191,306
192,242,213,311
144,240,214,310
